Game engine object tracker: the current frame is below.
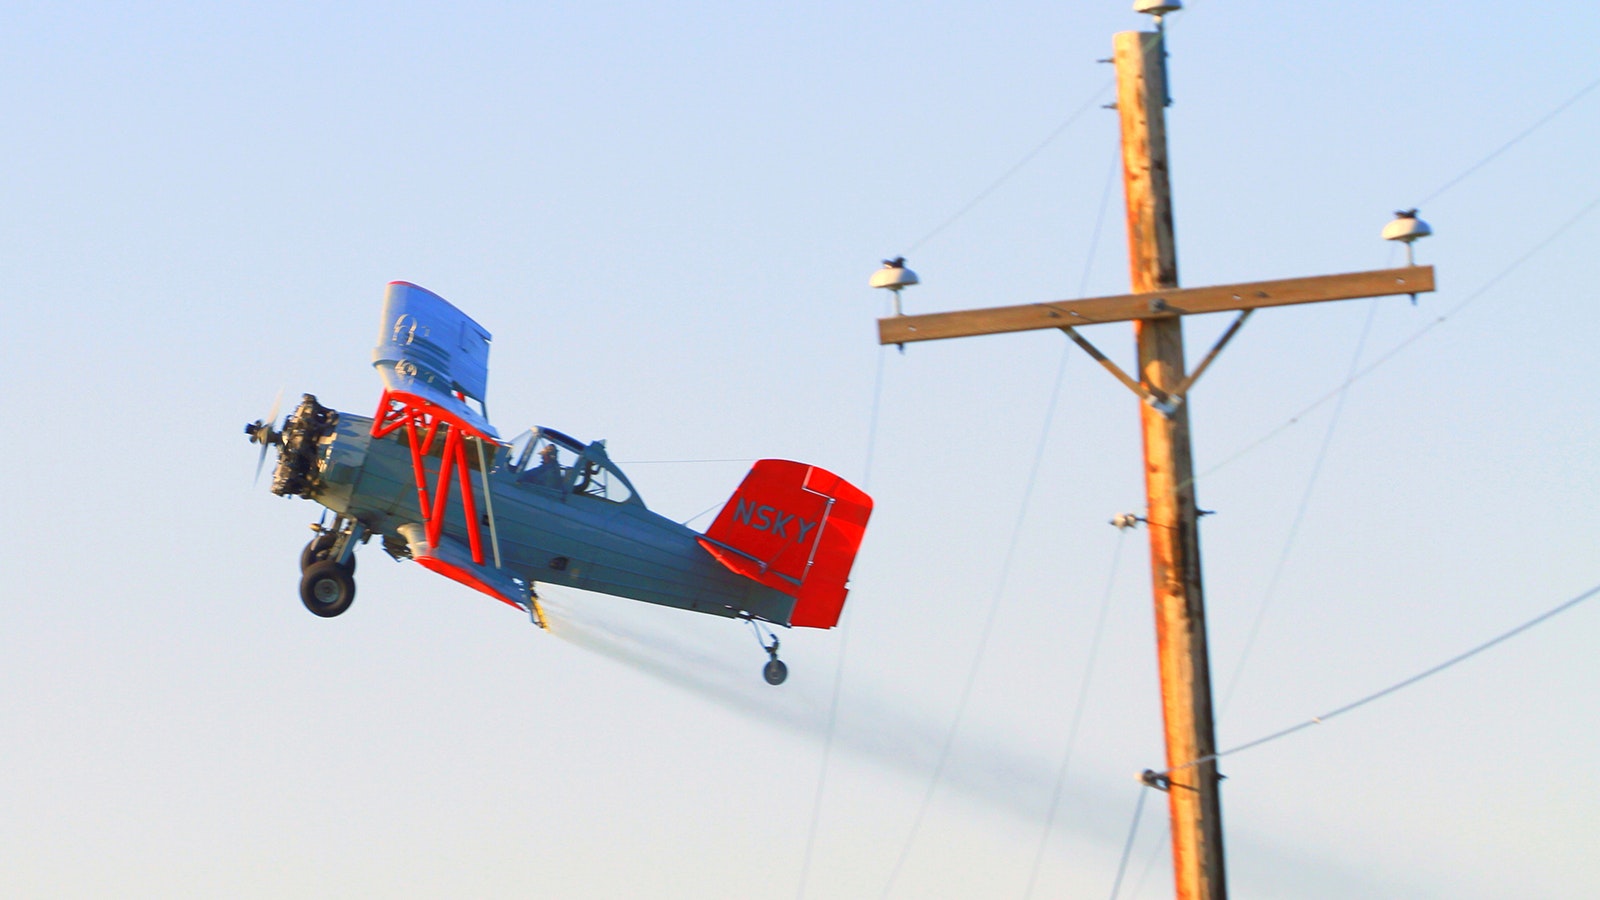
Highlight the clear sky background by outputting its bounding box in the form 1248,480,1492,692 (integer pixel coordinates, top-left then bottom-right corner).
3,2,1597,898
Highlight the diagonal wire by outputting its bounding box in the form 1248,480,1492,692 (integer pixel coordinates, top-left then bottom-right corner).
1076,145,1124,299
1217,299,1380,716
904,81,1115,256
1159,578,1600,778
794,608,855,900
1023,529,1129,899
1194,191,1600,487
899,27,1172,258
863,345,889,490
878,347,1074,899
1108,786,1153,900
872,44,1160,889
1020,146,1125,899
1416,71,1600,208
1128,822,1170,900
880,112,1129,897
795,346,892,900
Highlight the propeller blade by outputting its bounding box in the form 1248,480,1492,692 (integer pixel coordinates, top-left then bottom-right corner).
255,440,271,485
251,388,286,486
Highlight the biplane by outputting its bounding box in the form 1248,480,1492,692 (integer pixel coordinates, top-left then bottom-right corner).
244,282,872,684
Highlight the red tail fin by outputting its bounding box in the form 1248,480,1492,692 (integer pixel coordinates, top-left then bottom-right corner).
698,460,873,629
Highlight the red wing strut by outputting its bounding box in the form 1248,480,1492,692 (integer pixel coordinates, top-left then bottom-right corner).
370,391,496,564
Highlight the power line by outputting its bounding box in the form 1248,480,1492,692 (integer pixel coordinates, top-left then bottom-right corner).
1194,190,1600,487
1127,822,1170,900
1108,785,1153,900
878,345,1074,898
1157,578,1600,779
794,610,854,900
796,346,892,900
1076,146,1123,299
879,129,1127,898
876,94,1132,894
1023,529,1130,899
903,83,1114,256
862,344,889,491
1217,300,1380,716
899,28,1170,258
1416,71,1600,208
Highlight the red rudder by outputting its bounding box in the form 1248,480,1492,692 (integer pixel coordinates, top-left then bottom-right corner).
698,460,873,629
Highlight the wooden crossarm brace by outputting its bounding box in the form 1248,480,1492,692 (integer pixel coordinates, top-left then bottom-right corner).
1171,309,1253,400
877,266,1434,345
1060,308,1253,415
1060,326,1164,408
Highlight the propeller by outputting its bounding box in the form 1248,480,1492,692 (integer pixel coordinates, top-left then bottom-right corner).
244,389,285,485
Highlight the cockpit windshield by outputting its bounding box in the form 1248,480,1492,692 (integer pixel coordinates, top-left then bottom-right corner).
501,427,639,505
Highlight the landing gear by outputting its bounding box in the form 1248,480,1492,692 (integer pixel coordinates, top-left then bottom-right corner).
298,517,365,617
301,560,356,617
760,631,788,686
742,616,789,685
301,533,356,574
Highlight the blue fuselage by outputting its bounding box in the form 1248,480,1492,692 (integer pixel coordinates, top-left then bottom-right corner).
305,411,797,624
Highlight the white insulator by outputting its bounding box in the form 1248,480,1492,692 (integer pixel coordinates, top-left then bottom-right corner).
1382,211,1433,243
1134,0,1183,15
870,260,919,290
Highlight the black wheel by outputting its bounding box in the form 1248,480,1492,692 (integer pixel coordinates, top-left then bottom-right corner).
301,534,355,574
763,659,788,685
300,560,356,618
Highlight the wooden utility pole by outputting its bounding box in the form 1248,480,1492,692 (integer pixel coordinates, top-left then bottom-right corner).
871,17,1434,900
1114,26,1225,900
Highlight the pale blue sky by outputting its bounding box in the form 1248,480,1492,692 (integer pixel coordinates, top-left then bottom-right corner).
3,3,1597,898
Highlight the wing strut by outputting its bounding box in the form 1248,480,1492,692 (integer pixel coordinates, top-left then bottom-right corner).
371,388,499,566
473,435,503,568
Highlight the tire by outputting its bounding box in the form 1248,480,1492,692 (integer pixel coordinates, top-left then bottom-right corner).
300,560,356,618
763,659,788,686
301,534,355,574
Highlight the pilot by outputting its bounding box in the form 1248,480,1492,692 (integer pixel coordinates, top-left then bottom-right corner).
521,443,563,488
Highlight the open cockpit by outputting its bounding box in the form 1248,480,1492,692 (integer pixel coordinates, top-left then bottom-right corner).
500,427,640,506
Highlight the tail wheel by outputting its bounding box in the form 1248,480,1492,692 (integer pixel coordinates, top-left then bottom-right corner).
301,534,356,574
763,659,788,685
300,560,356,618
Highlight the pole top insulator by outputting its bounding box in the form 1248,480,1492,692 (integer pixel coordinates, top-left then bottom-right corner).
1134,0,1183,16
869,257,919,291
1381,209,1432,244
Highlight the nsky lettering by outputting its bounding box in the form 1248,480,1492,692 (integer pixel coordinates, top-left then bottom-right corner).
734,497,818,543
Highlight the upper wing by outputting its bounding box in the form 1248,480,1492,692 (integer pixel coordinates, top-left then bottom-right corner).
371,281,497,438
